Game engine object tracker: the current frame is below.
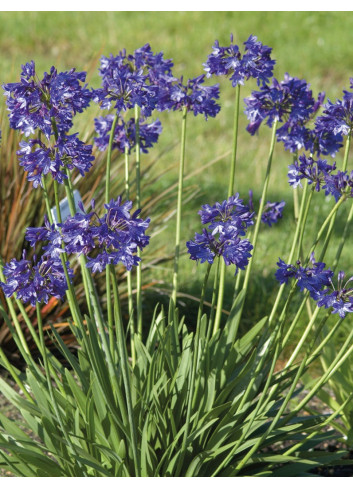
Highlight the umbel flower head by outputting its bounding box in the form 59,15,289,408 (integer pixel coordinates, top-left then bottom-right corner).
276,256,353,318
157,74,221,119
93,44,174,118
248,190,286,227
94,114,162,153
187,194,254,274
59,197,150,273
288,154,336,192
3,61,93,139
17,133,94,188
0,251,73,307
204,34,275,87
244,73,318,136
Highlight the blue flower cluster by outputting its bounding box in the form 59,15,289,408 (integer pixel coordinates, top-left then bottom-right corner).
244,74,321,141
0,251,73,307
204,34,275,87
248,190,285,227
3,61,92,138
93,44,221,153
288,154,353,202
60,198,150,273
157,75,221,119
94,115,162,153
314,85,353,155
3,61,95,187
187,195,254,274
17,134,94,188
0,197,150,305
276,256,353,318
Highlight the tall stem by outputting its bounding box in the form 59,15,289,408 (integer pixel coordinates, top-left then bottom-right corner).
134,104,143,337
227,84,241,197
319,132,351,262
105,113,119,332
219,120,277,335
212,86,241,336
172,106,188,308
125,146,136,365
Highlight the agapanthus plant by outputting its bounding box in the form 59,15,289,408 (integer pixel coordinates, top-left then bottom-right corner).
3,61,93,138
59,197,150,273
244,73,319,137
17,133,94,188
187,194,254,274
94,114,162,153
0,251,73,307
275,255,353,318
288,154,336,192
248,190,285,227
204,34,275,87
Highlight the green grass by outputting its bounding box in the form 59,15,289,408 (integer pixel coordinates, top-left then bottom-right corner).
1,11,353,344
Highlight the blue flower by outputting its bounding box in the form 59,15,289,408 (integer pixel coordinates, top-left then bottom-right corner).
323,170,353,202
245,74,317,136
316,271,353,318
261,201,285,227
17,134,94,188
288,154,336,192
187,194,253,274
204,34,275,87
94,115,162,153
275,255,333,300
157,75,221,119
199,194,254,234
60,197,150,272
0,252,73,307
3,61,93,138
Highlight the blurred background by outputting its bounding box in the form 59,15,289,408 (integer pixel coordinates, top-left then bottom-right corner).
1,11,353,358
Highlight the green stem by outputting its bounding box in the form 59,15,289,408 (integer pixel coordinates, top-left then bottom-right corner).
208,257,220,336
134,104,143,338
231,120,278,332
212,86,241,336
0,346,33,403
319,132,351,262
332,200,353,272
227,84,241,198
172,106,188,309
105,114,119,333
125,146,136,366
110,270,140,476
213,259,226,336
268,180,311,327
41,177,82,327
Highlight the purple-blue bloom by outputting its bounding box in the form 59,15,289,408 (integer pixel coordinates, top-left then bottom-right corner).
17,134,94,188
94,114,162,153
275,255,334,300
187,194,253,274
0,252,73,307
261,201,285,227
157,75,221,119
60,197,150,272
204,34,275,87
323,170,353,202
245,74,317,136
199,193,254,234
288,154,336,191
3,61,93,139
